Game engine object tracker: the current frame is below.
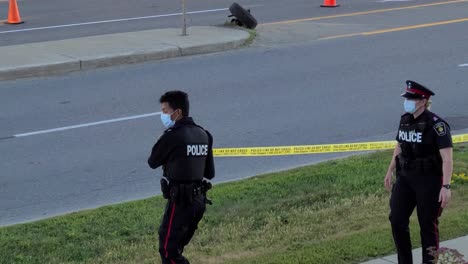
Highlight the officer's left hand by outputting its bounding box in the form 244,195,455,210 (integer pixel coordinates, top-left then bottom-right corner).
439,188,451,208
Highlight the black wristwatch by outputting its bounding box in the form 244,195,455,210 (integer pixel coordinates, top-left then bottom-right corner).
442,184,451,190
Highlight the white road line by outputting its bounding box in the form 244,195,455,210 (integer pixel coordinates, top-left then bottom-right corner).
377,0,413,2
14,112,162,138
0,8,228,34
459,63,468,67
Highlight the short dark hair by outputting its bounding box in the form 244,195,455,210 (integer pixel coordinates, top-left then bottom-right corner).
159,91,189,116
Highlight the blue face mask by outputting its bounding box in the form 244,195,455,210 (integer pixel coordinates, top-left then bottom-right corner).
160,112,175,128
404,99,417,114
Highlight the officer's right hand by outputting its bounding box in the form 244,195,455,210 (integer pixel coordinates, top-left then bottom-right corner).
384,172,393,192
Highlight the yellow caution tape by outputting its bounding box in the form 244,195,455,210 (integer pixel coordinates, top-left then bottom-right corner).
213,133,468,157
452,133,468,144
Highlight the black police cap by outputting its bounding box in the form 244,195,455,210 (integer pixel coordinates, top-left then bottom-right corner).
401,80,435,100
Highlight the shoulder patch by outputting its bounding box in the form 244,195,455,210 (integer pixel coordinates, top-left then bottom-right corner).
433,122,447,136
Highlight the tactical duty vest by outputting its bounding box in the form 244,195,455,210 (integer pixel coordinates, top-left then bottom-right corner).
396,113,442,177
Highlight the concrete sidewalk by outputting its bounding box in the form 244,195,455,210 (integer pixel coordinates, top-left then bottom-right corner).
361,235,468,263
0,26,250,80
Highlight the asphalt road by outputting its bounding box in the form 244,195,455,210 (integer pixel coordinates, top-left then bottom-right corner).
1,1,468,226
0,0,450,46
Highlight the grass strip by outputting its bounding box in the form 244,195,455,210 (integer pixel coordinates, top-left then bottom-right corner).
0,145,467,264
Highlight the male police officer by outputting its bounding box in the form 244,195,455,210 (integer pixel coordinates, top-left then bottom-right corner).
384,80,453,264
148,91,215,264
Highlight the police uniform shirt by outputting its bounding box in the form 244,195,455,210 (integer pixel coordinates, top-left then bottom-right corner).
148,117,215,182
396,110,453,157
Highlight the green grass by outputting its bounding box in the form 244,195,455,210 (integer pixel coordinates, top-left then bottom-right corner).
220,22,257,46
245,29,257,45
1,145,467,264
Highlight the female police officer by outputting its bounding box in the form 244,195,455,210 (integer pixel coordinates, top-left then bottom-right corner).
384,80,453,264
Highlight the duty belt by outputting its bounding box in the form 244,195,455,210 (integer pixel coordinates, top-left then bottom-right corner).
160,179,212,205
397,154,440,170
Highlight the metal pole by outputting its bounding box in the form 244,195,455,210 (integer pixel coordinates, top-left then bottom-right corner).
182,0,187,36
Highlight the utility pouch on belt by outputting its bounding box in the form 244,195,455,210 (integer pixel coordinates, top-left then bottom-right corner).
201,180,212,193
160,179,170,199
201,180,213,205
170,184,179,202
397,154,407,170
395,156,401,177
397,154,418,171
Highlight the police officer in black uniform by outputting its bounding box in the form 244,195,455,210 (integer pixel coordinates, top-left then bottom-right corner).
148,91,215,264
384,80,454,264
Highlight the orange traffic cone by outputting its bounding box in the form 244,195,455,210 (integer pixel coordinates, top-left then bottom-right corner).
321,0,340,7
6,0,24,24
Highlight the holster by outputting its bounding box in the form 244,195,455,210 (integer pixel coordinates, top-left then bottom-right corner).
201,180,213,205
160,178,170,199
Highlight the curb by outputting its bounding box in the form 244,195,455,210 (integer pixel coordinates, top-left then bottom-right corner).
80,47,182,71
0,61,81,81
0,27,250,81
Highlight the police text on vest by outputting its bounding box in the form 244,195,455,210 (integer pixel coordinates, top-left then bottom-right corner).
398,130,422,143
187,145,208,156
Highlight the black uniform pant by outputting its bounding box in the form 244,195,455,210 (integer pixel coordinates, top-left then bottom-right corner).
158,194,206,264
389,173,442,264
